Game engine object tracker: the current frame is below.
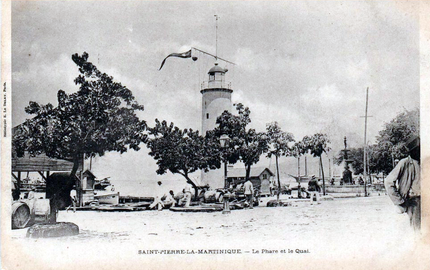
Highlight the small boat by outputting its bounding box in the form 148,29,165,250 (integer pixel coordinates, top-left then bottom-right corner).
93,177,112,190
258,193,293,207
170,205,223,212
93,205,136,212
94,192,120,205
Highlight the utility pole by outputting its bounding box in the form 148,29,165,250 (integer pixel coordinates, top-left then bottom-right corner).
305,156,307,176
362,87,370,197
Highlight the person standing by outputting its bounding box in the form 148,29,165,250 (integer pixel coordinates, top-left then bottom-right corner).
384,136,420,231
307,175,320,205
243,179,254,209
269,180,274,196
68,187,77,213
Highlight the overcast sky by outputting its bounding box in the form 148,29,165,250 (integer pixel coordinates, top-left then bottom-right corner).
12,1,420,195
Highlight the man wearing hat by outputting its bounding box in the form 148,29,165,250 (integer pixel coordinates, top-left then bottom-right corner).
308,175,321,205
384,136,420,231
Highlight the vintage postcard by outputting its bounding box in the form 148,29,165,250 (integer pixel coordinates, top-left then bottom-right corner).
2,0,430,269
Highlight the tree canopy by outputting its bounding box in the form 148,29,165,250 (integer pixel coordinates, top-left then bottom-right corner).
266,121,295,159
301,133,331,158
374,109,419,174
146,119,221,195
13,52,147,180
212,103,269,181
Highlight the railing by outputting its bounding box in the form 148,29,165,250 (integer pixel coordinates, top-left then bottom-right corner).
201,80,232,90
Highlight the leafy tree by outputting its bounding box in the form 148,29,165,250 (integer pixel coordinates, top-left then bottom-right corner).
335,147,364,175
335,145,380,177
283,140,307,198
373,109,419,174
334,109,419,177
212,103,269,182
146,120,221,198
13,52,147,201
302,133,331,195
266,122,295,200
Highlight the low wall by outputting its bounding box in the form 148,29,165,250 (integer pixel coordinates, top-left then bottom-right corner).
326,186,365,193
326,185,385,194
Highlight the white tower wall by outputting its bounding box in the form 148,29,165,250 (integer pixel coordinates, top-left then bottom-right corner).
201,89,232,135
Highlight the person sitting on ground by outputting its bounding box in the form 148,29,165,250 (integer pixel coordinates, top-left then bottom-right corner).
236,183,243,191
27,187,36,200
163,190,176,207
179,183,193,207
149,181,164,211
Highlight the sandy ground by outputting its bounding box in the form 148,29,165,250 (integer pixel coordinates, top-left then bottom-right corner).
4,195,428,270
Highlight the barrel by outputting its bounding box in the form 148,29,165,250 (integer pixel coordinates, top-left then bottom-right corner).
12,202,31,229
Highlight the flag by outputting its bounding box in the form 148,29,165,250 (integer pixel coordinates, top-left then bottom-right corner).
159,49,192,70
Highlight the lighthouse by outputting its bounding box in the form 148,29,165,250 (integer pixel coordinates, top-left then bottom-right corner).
201,62,233,188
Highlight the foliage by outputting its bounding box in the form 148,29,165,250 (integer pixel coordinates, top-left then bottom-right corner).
13,52,147,181
266,121,295,200
374,109,419,174
266,121,295,158
146,119,221,194
211,103,269,180
291,140,307,158
301,133,331,157
301,133,331,194
334,109,419,175
335,147,364,174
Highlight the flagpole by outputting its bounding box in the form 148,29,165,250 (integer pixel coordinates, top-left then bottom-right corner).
214,15,219,60
191,47,236,65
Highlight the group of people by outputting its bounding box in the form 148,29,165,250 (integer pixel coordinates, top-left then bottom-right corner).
330,176,365,186
150,179,256,210
149,181,193,211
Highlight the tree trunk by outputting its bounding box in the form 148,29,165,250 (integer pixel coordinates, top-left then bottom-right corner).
297,157,301,198
245,164,251,181
320,156,326,196
276,155,281,201
184,174,199,199
70,155,81,206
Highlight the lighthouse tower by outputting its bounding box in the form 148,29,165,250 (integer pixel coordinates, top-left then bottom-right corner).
201,62,233,188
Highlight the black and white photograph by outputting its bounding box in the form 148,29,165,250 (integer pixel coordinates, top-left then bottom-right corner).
1,0,429,269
